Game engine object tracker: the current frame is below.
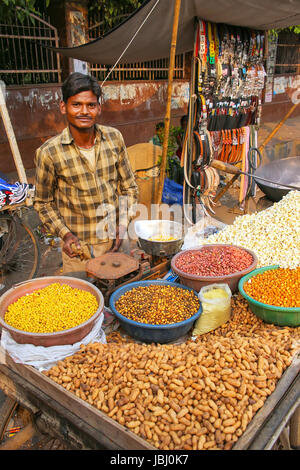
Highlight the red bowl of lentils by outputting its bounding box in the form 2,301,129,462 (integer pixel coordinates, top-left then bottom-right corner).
171,244,258,293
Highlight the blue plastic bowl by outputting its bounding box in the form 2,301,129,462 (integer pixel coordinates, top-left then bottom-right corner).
109,280,202,344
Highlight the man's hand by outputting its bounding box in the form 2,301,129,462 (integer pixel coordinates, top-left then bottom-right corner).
110,224,127,252
62,232,81,258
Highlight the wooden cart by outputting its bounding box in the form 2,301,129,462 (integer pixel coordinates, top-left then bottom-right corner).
0,349,299,451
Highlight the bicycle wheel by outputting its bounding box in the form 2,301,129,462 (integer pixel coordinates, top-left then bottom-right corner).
0,213,40,294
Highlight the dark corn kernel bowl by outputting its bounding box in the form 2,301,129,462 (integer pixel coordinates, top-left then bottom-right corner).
109,280,202,344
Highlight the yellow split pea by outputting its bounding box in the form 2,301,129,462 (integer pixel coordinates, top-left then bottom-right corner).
4,283,98,333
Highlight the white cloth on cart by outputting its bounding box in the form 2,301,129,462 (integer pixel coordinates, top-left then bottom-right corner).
1,314,106,371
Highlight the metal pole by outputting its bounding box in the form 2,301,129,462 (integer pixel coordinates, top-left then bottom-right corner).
156,0,181,205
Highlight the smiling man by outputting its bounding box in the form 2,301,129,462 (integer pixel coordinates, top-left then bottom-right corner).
34,73,138,278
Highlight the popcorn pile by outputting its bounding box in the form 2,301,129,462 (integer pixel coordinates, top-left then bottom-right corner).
202,191,300,269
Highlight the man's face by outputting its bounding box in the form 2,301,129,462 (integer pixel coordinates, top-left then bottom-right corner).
60,90,101,131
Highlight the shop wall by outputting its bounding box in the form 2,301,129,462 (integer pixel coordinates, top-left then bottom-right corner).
0,80,189,174
261,74,300,121
0,75,299,175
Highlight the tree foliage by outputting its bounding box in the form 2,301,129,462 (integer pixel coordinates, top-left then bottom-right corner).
269,25,300,36
0,0,50,23
88,0,143,29
0,0,143,27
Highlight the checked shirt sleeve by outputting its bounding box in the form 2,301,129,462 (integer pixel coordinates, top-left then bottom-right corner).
116,133,139,227
33,147,70,240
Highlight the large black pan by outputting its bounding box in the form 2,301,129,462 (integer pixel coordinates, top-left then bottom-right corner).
254,156,300,202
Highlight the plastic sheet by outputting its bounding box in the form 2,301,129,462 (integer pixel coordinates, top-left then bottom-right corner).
0,315,106,371
182,216,226,250
193,283,232,336
162,178,183,205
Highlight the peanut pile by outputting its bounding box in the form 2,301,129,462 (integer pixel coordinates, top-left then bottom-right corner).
43,295,300,450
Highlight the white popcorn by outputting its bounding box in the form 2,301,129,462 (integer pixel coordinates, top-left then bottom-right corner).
198,191,300,269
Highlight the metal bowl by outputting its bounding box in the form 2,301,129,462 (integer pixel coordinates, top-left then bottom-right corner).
134,220,184,256
254,156,300,202
0,276,104,347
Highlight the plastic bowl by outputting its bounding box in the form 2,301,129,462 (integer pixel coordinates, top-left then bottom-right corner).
171,244,258,293
238,265,300,327
109,280,202,344
0,276,104,347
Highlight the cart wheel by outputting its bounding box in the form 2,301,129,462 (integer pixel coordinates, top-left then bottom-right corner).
0,213,40,294
0,395,18,443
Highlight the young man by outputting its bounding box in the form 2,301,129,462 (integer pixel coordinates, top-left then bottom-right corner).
34,73,138,278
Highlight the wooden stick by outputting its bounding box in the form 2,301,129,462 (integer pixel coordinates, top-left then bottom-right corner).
290,405,300,449
0,396,18,442
156,0,181,206
214,173,240,203
259,103,299,152
211,159,241,175
0,86,28,184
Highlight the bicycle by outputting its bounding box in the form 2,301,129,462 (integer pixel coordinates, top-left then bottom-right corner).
0,204,40,294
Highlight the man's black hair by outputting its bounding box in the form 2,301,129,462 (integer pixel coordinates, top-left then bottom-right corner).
62,72,102,103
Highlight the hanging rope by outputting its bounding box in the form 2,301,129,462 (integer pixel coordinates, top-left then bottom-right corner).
101,0,161,86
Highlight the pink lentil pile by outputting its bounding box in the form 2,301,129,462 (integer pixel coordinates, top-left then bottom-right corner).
175,246,253,277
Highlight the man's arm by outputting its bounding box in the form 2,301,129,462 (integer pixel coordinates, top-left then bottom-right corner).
33,147,70,239
33,147,81,257
110,131,139,252
117,133,139,225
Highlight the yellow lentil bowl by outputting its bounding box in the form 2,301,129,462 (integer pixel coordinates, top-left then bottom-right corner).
4,283,99,334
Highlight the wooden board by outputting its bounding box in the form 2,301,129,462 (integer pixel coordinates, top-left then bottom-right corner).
0,349,299,450
0,353,156,450
233,352,300,449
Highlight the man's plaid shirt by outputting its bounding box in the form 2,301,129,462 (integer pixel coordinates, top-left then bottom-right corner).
34,124,139,245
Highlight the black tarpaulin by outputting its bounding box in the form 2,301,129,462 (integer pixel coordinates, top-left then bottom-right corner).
53,0,300,64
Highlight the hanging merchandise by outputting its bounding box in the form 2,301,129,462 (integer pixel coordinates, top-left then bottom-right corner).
182,19,266,219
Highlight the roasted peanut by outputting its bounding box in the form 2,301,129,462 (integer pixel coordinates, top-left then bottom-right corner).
44,294,300,451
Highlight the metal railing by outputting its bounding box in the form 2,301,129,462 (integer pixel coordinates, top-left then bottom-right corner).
275,32,300,74
0,11,61,86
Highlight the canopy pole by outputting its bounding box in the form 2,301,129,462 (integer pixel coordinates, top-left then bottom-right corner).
0,86,28,184
258,102,298,153
156,0,181,206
